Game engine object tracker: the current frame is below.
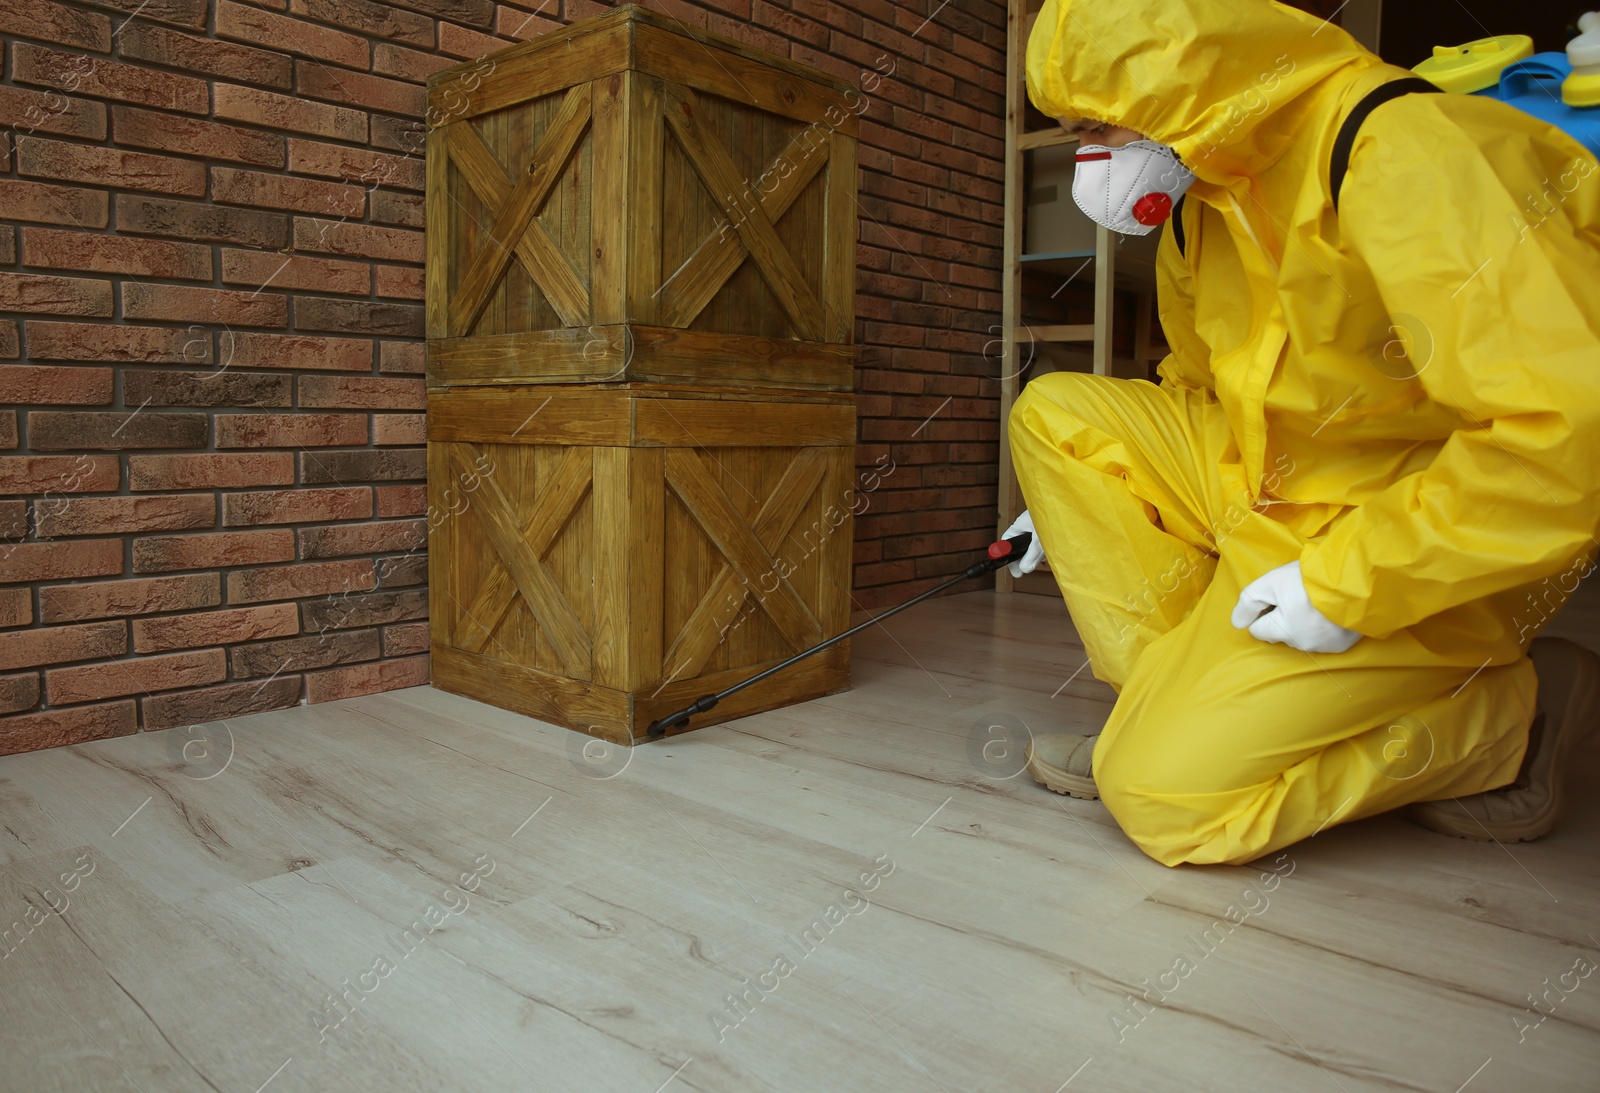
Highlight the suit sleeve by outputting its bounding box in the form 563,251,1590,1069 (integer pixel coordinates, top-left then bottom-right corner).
1153,199,1214,391
1298,99,1600,638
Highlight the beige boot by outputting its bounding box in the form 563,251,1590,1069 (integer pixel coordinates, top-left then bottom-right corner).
1026,733,1100,800
1409,637,1600,843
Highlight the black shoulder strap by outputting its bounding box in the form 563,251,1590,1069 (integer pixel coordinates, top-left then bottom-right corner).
1330,77,1441,212
1170,192,1188,259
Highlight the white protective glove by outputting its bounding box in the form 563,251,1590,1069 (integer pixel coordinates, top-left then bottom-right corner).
1231,559,1362,654
1001,510,1047,579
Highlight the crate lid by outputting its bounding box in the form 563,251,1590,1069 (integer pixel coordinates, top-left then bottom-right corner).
427,4,857,96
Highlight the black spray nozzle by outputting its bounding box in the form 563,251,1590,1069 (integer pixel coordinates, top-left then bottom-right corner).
647,692,720,739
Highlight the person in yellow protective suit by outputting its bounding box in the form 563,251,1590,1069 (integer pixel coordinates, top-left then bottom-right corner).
1009,0,1600,867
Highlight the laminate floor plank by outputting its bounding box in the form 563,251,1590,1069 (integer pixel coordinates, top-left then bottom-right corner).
1,588,1596,1091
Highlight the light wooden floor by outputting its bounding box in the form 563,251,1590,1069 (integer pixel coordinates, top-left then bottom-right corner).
3,588,1598,1092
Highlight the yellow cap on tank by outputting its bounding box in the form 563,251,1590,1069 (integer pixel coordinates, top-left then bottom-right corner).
1413,35,1535,94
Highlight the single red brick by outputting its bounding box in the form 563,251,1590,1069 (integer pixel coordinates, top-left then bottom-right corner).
294,297,420,337
367,114,430,158
40,572,221,623
371,189,423,229
497,4,559,39
375,264,423,300
294,63,426,120
28,410,208,450
123,369,291,408
214,82,367,144
222,486,371,527
301,586,424,631
376,553,425,588
26,319,211,363
0,0,111,51
381,620,428,657
2,540,123,583
0,588,31,628
297,518,424,559
230,627,377,678
220,248,369,296
0,672,40,714
17,136,205,195
375,484,425,517
288,139,423,196
372,413,425,445
0,364,113,404
129,452,293,491
116,21,292,90
0,699,135,756
0,272,113,316
306,652,428,703
292,217,420,262
0,620,126,671
0,85,107,140
116,194,288,250
111,104,285,168
228,558,376,604
95,0,208,29
0,499,23,539
122,281,289,328
21,227,212,280
0,411,15,449
13,42,208,113
378,340,424,374
298,375,425,410
224,331,373,372
132,528,295,572
0,454,119,494
214,413,367,448
300,448,423,484
288,0,433,45
48,648,226,704
437,21,505,61
34,493,215,537
140,674,301,731
0,320,16,359
133,602,298,653
212,166,365,218
216,0,369,68
0,178,108,228
372,41,454,83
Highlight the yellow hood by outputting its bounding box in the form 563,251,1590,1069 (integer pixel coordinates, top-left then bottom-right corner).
1024,0,1600,645
1025,0,1383,178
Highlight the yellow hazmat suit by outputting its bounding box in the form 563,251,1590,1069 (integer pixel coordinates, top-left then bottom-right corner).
1015,0,1600,865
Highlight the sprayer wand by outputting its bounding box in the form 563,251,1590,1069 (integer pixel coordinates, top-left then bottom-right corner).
645,531,1033,739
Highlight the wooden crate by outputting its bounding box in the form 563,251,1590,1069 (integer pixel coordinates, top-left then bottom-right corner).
424,4,860,391
427,384,855,743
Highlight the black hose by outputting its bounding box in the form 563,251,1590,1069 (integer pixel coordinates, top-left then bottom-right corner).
645,532,1033,738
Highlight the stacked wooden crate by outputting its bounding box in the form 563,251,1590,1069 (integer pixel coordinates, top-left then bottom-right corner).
424,5,859,744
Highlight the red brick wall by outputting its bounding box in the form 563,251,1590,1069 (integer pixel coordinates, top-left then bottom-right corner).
0,0,1015,754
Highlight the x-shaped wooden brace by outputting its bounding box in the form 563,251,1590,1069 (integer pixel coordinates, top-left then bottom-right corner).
663,449,826,673
661,448,830,680
445,85,593,336
656,105,834,332
452,445,593,675
662,84,827,341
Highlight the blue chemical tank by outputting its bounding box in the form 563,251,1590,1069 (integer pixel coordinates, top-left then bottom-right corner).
1485,53,1600,160
1414,15,1600,161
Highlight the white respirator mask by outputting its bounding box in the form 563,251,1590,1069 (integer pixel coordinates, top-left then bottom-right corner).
1072,140,1195,236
